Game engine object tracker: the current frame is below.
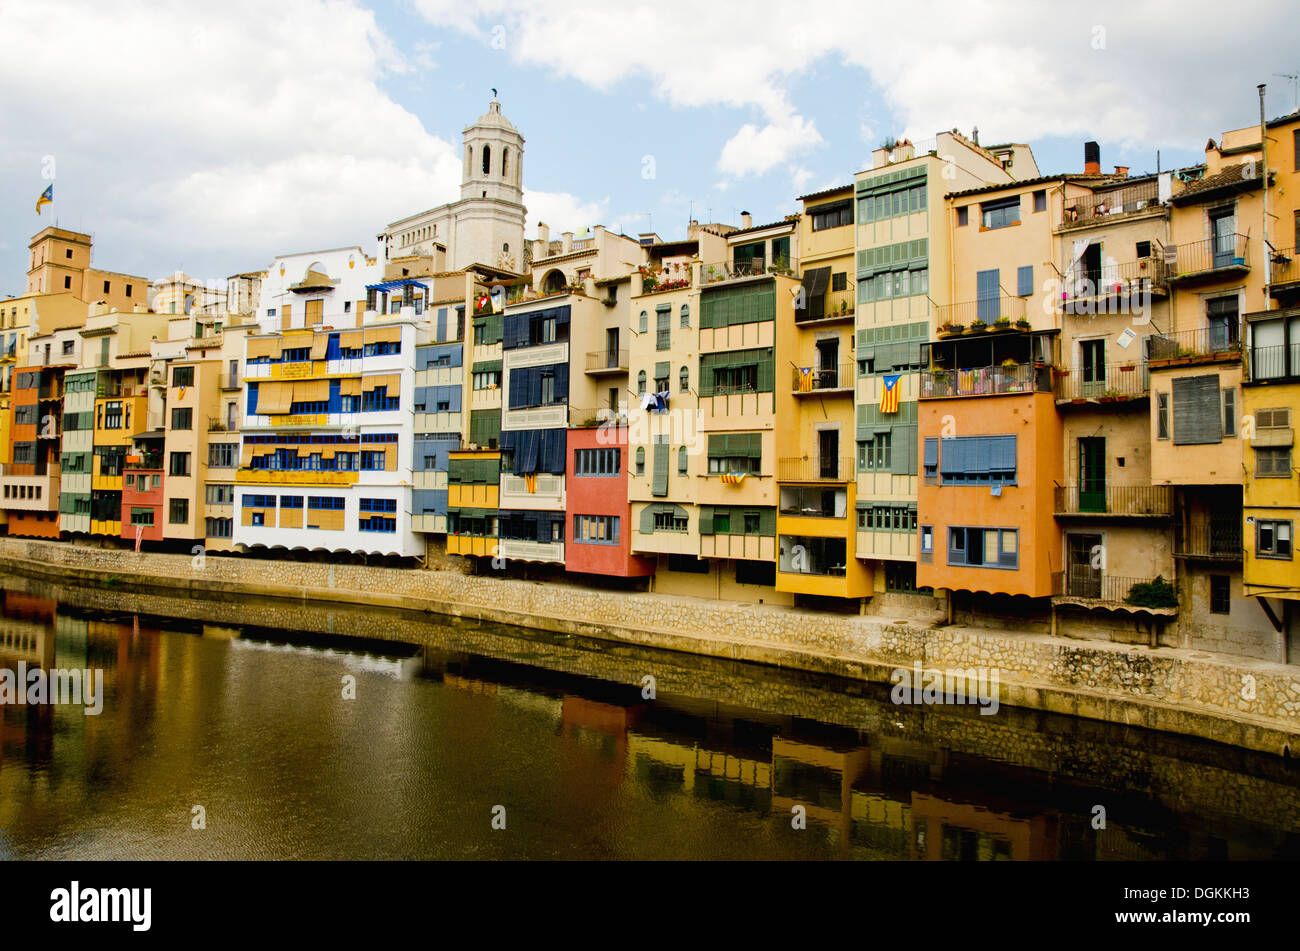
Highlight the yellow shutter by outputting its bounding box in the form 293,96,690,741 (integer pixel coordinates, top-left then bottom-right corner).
339,377,362,396
309,334,328,359
247,337,280,360
339,331,363,350
363,325,403,344
305,300,324,326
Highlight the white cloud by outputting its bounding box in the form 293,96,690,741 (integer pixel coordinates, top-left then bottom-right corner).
0,0,461,280
523,189,609,234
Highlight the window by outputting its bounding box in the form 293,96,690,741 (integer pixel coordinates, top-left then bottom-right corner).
635,447,645,475
62,339,75,355
1222,387,1237,437
653,509,688,532
678,446,688,474
171,407,192,431
65,275,72,289
706,433,762,474
1210,574,1231,613
1207,296,1239,349
832,272,847,292
103,401,123,429
205,484,234,505
956,206,968,227
680,305,690,329
172,366,194,387
1172,376,1223,445
637,370,647,395
361,451,386,470
1136,240,1152,259
130,508,154,527
936,436,1017,484
857,182,926,223
859,432,891,471
208,443,235,467
1157,392,1169,439
362,386,399,411
981,196,1020,229
169,452,191,477
472,370,501,390
639,311,648,333
810,199,853,231
656,308,670,351
206,517,233,538
573,514,619,544
169,498,189,524
920,525,934,554
1255,447,1291,477
1017,265,1033,297
574,448,619,476
679,366,689,393
855,502,916,531
1033,190,1046,213
1256,519,1293,559
308,496,345,510
948,526,1018,568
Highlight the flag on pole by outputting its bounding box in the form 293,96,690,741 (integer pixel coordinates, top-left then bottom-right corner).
36,184,53,215
879,373,901,413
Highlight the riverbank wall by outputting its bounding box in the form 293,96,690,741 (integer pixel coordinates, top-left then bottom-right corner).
1,536,1297,755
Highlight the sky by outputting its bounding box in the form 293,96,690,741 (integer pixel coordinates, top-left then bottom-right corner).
2,0,1298,297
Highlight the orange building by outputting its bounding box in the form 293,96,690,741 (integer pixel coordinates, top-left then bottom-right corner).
1,365,68,537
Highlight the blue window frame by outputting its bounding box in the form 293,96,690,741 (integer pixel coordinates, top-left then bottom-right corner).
947,526,1018,568
361,451,386,470
936,435,1017,485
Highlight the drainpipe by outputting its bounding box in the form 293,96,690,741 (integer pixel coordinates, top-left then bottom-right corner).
1259,84,1271,293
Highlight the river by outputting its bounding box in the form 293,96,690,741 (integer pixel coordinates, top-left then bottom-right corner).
1,573,1298,860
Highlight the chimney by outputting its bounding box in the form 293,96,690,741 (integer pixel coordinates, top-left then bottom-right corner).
1084,141,1101,174
741,210,752,229
536,221,550,246
1114,165,1129,178
972,125,979,145
561,231,573,253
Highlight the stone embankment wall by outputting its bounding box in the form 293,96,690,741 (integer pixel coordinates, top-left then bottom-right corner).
1,536,1297,755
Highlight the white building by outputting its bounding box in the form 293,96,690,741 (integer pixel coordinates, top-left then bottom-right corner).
381,97,527,274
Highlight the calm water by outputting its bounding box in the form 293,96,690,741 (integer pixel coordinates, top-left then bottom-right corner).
1,574,1299,860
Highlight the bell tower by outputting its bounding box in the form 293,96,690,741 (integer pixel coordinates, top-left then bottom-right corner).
461,96,524,204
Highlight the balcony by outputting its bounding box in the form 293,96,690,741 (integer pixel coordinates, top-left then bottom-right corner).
1268,247,1300,300
1053,364,1149,405
220,374,242,391
1051,571,1179,615
1060,257,1168,312
1247,343,1300,382
585,349,629,374
496,538,564,565
124,453,162,471
791,363,854,395
1146,325,1242,366
1166,234,1250,284
1053,484,1171,518
637,265,693,296
1174,520,1242,561
700,257,798,286
777,455,854,483
1059,180,1161,230
935,296,1027,329
0,469,60,511
919,363,1052,399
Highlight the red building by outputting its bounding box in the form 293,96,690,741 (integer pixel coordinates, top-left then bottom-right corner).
120,431,165,545
1,365,66,538
564,424,654,578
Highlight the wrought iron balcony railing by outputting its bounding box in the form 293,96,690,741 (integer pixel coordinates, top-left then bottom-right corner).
1053,364,1149,402
919,363,1052,398
791,363,855,393
1166,234,1250,281
1053,484,1171,517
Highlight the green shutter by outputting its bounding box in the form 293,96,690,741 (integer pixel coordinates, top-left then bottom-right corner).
890,424,917,475
698,505,714,535
756,348,774,393
654,361,670,381
652,438,669,496
639,505,656,534
471,358,503,374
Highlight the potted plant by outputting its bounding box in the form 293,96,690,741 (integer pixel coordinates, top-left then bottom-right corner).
966,319,988,334
1015,317,1031,330
992,316,1011,333
937,322,964,338
840,299,848,314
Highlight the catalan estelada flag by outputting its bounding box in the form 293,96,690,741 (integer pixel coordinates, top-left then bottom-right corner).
720,472,747,485
36,184,53,215
879,373,901,413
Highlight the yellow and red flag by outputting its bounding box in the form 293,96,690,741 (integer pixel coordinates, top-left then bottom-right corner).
879,374,901,413
36,185,53,215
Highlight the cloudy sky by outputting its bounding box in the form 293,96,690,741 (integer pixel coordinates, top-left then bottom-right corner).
1,0,1296,295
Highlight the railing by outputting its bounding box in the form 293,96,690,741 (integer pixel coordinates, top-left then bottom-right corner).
1147,325,1242,362
1060,180,1160,227
585,349,629,372
935,296,1027,328
125,455,162,471
791,363,855,393
1167,234,1250,279
700,257,798,285
1174,521,1242,560
220,374,241,390
1269,246,1300,289
638,265,693,295
1061,256,1168,303
1053,364,1149,401
207,418,231,432
919,363,1052,398
1053,484,1171,517
1051,571,1179,609
1247,343,1300,381
777,455,855,482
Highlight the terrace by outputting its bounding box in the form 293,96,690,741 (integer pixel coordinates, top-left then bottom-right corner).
790,362,854,395
1053,363,1149,405
1059,179,1162,230
1052,484,1171,518
1165,234,1250,285
1051,571,1179,615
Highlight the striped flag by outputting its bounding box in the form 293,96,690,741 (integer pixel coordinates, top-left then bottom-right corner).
879,374,901,413
36,184,53,215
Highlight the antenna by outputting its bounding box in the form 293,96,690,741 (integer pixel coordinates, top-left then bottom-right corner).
1276,73,1300,112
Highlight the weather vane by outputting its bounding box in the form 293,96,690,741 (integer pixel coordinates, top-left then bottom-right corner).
492,87,498,99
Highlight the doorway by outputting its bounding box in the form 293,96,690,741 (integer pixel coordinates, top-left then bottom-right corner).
818,429,839,479
1078,437,1106,513
1066,533,1103,598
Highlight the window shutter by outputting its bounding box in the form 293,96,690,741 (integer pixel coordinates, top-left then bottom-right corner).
759,507,777,536
890,424,914,475
1172,375,1222,445
652,438,669,496
923,437,939,469
1017,265,1033,297
654,361,670,382
699,505,714,535
756,349,774,392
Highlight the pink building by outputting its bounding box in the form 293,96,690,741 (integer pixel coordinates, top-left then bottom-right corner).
564,425,654,578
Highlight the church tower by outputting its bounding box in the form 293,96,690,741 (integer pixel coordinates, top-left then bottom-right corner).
461,97,524,204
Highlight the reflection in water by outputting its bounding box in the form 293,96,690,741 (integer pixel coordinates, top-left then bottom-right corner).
1,578,1299,861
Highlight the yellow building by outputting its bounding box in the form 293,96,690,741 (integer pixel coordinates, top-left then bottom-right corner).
26,227,148,312
778,185,868,600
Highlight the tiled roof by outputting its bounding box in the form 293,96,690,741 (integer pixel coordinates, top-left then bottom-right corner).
728,216,799,237
1169,162,1264,204
797,184,853,203
945,173,1117,200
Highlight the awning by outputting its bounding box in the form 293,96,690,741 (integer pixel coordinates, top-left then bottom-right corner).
309,336,329,360
363,326,402,344
362,374,399,392
247,337,281,360
339,331,363,350
293,379,329,402
797,266,831,314
257,381,293,413
339,377,362,396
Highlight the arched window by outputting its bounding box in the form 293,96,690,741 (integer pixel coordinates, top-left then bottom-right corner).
637,370,647,395
503,243,509,253
502,147,509,178
635,447,646,475
680,304,690,328
482,145,491,175
678,447,688,474
678,366,689,392
639,310,648,333
544,270,566,294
